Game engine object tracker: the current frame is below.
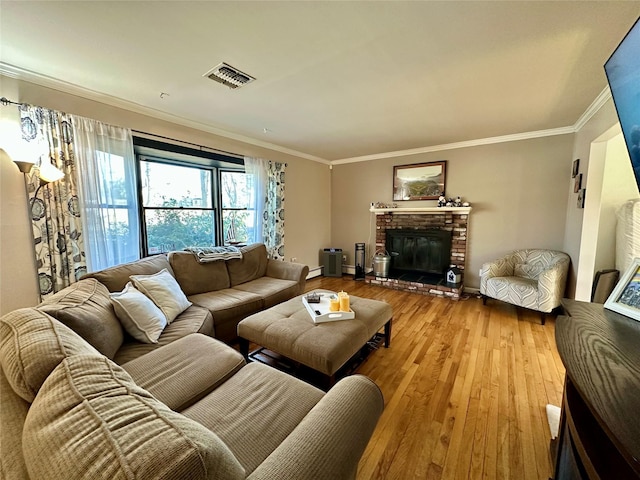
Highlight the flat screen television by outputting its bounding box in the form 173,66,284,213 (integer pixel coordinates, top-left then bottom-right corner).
604,17,640,189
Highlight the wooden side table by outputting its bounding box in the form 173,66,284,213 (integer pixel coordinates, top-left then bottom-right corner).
553,299,640,479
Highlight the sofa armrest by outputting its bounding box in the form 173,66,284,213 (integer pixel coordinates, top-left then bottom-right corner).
479,256,514,294
247,375,383,480
266,260,309,294
536,260,569,312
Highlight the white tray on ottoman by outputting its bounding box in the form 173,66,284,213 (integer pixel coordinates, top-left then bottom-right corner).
302,293,355,323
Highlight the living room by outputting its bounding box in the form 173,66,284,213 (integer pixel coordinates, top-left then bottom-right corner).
1,2,640,479
2,2,639,312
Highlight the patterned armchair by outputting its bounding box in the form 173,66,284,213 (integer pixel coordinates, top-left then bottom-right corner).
480,249,570,325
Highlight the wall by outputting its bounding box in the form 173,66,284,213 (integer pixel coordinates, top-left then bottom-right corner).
0,76,40,313
595,133,639,274
0,75,331,314
563,99,621,299
331,135,575,290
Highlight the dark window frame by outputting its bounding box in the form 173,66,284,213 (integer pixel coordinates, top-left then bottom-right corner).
133,137,244,256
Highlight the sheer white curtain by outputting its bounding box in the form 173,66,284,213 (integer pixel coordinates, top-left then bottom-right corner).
244,156,268,245
72,116,140,272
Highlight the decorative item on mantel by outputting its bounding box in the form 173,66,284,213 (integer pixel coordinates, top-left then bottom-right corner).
372,201,398,209
438,195,471,208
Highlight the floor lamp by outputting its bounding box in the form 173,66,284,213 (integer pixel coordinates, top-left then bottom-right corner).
30,161,65,203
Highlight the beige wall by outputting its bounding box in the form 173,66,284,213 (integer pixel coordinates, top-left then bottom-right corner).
595,133,639,274
0,75,331,314
563,99,620,299
331,135,575,290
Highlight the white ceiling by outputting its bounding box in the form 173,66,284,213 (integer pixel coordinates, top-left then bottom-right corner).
1,1,639,162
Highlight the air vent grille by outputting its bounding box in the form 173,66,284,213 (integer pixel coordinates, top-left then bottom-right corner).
203,62,255,89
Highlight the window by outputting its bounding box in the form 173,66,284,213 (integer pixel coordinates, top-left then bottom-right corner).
140,160,216,254
220,170,256,245
134,137,245,256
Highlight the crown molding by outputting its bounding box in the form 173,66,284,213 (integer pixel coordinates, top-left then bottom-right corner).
572,86,612,133
332,126,576,164
2,62,611,167
0,62,330,165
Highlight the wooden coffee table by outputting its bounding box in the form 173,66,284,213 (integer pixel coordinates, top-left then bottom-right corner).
237,290,392,388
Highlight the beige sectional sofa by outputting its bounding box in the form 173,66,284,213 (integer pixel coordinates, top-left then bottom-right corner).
0,243,384,479
83,242,309,345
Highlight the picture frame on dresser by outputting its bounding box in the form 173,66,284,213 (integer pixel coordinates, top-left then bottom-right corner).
604,257,640,322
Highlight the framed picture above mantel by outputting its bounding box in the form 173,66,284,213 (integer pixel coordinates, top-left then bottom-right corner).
393,161,447,201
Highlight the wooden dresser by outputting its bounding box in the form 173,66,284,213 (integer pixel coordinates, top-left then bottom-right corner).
554,299,640,479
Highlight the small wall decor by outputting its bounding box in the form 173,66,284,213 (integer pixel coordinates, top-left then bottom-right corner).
577,188,586,208
572,158,580,178
393,161,446,201
574,173,582,193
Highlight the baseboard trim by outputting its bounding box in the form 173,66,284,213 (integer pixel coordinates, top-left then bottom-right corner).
307,267,323,279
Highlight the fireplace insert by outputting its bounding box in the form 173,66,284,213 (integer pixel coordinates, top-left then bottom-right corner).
385,229,452,281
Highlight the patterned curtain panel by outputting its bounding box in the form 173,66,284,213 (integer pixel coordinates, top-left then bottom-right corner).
20,105,87,300
263,161,286,260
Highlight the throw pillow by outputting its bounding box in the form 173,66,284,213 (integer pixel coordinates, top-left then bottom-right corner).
130,269,191,323
110,282,167,343
37,278,124,359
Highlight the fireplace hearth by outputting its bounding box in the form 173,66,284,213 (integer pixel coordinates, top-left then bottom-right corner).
367,206,471,299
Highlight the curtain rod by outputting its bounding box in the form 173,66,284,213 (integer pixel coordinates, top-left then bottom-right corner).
0,97,24,106
132,129,243,159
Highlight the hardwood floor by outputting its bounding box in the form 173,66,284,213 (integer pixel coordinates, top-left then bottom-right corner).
304,276,566,480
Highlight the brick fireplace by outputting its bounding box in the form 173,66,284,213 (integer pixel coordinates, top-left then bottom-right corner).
366,207,471,299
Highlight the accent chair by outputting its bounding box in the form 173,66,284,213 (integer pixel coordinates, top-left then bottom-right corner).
480,249,570,325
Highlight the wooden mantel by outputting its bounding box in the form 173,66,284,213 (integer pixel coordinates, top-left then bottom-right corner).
369,206,472,214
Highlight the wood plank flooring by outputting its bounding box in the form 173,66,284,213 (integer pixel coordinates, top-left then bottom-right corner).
304,276,565,480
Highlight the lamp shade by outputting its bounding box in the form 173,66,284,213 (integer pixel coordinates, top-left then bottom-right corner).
39,162,64,184
0,148,35,173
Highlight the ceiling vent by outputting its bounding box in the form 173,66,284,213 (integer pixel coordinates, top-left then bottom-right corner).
203,62,255,89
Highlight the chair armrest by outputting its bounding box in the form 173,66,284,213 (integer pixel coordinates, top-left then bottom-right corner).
536,260,570,312
247,375,383,480
480,256,514,294
266,259,309,294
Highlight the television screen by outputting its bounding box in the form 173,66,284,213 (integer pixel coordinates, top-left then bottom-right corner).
604,17,640,188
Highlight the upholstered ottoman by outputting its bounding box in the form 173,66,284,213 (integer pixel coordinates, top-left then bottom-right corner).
237,290,392,386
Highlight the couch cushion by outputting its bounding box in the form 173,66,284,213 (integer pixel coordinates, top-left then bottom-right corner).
232,277,300,308
486,276,539,310
168,251,231,295
226,243,268,287
188,289,264,342
23,355,245,480
0,308,99,402
110,282,167,343
121,334,245,411
37,278,124,359
130,269,192,323
113,305,213,364
182,362,324,475
0,366,30,480
81,254,174,293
